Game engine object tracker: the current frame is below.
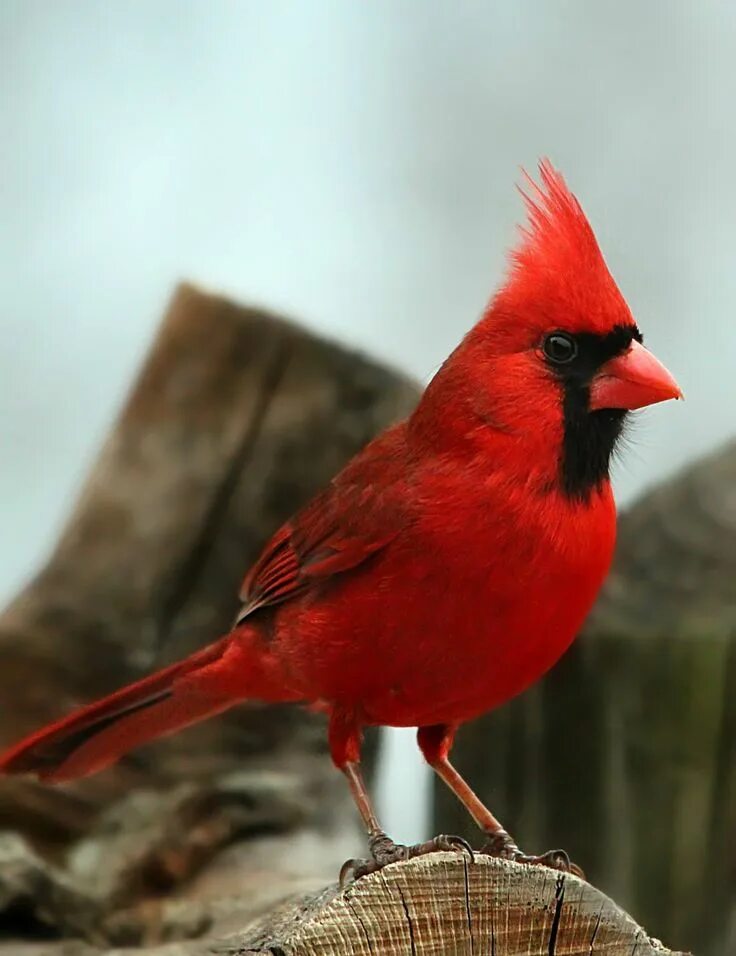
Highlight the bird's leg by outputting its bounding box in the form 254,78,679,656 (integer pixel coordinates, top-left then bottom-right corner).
330,711,472,884
417,724,584,878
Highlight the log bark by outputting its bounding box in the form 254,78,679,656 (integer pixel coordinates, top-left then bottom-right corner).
435,443,736,956
0,284,419,947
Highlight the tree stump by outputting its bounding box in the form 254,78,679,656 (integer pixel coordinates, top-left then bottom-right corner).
436,443,736,956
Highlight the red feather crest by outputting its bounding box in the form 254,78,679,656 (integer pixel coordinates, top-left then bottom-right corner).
496,159,633,337
515,159,599,268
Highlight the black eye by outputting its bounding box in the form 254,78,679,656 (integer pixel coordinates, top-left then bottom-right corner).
543,332,578,365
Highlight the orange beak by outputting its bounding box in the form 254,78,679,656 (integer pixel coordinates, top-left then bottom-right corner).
589,340,682,411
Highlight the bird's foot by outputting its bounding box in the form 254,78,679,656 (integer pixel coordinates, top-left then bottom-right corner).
340,830,473,885
481,829,585,879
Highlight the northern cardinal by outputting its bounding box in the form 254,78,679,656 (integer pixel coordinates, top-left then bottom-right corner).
0,162,681,878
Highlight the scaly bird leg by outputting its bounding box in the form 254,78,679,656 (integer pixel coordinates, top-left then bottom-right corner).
417,723,584,878
331,712,471,884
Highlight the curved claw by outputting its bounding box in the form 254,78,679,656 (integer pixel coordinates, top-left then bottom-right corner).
339,856,373,887
481,830,585,880
537,849,584,880
339,831,474,886
515,848,585,879
545,848,570,868
431,833,475,862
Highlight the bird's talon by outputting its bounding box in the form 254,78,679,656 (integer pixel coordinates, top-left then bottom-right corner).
339,857,377,886
368,830,409,866
339,858,357,887
543,848,570,869
437,833,475,862
341,831,474,883
480,828,519,859
481,832,584,879
523,848,585,878
404,832,475,863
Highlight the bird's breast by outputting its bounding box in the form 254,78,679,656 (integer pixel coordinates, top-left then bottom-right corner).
274,479,616,729
361,482,616,725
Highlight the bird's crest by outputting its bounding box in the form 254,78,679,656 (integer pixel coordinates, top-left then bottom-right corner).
496,159,633,336
514,159,598,269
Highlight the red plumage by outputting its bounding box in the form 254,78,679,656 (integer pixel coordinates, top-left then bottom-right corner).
0,162,681,872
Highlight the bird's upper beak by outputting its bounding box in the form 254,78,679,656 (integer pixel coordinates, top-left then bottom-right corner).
589,340,683,411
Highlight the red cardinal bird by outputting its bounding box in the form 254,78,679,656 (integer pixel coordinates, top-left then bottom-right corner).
0,162,681,878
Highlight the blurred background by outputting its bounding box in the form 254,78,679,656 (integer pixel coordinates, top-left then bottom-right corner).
1,3,734,953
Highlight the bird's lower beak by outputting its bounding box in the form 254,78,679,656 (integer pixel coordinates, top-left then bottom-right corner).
589,340,683,411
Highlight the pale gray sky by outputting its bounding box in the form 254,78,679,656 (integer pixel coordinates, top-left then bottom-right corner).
1,1,734,840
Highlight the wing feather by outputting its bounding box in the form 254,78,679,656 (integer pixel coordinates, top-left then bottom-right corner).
236,426,409,625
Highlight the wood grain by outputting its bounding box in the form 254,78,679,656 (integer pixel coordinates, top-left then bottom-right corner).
235,854,683,956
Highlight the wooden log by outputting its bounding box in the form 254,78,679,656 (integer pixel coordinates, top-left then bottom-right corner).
0,284,419,945
434,442,736,956
213,855,683,955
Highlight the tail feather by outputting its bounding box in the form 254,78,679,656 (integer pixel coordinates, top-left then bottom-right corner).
0,634,262,783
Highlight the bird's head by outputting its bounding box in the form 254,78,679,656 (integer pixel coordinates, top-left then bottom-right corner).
417,160,682,501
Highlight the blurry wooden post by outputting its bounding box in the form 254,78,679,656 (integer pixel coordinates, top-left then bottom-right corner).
0,283,419,796
435,443,736,956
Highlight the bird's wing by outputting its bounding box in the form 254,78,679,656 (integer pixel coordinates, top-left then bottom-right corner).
236,427,409,624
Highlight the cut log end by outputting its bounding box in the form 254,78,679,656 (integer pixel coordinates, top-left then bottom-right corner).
237,853,686,956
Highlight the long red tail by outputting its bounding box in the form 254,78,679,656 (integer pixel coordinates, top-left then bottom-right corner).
0,631,284,783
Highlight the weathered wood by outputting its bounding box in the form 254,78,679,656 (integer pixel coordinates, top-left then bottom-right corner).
436,443,736,956
217,855,682,955
0,284,419,946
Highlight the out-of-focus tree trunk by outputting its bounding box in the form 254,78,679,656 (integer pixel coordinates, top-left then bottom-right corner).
0,284,420,949
434,443,736,956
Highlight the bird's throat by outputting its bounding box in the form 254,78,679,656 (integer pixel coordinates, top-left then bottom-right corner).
560,390,626,501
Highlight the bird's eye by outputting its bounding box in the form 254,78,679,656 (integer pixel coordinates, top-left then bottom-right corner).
543,332,578,365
